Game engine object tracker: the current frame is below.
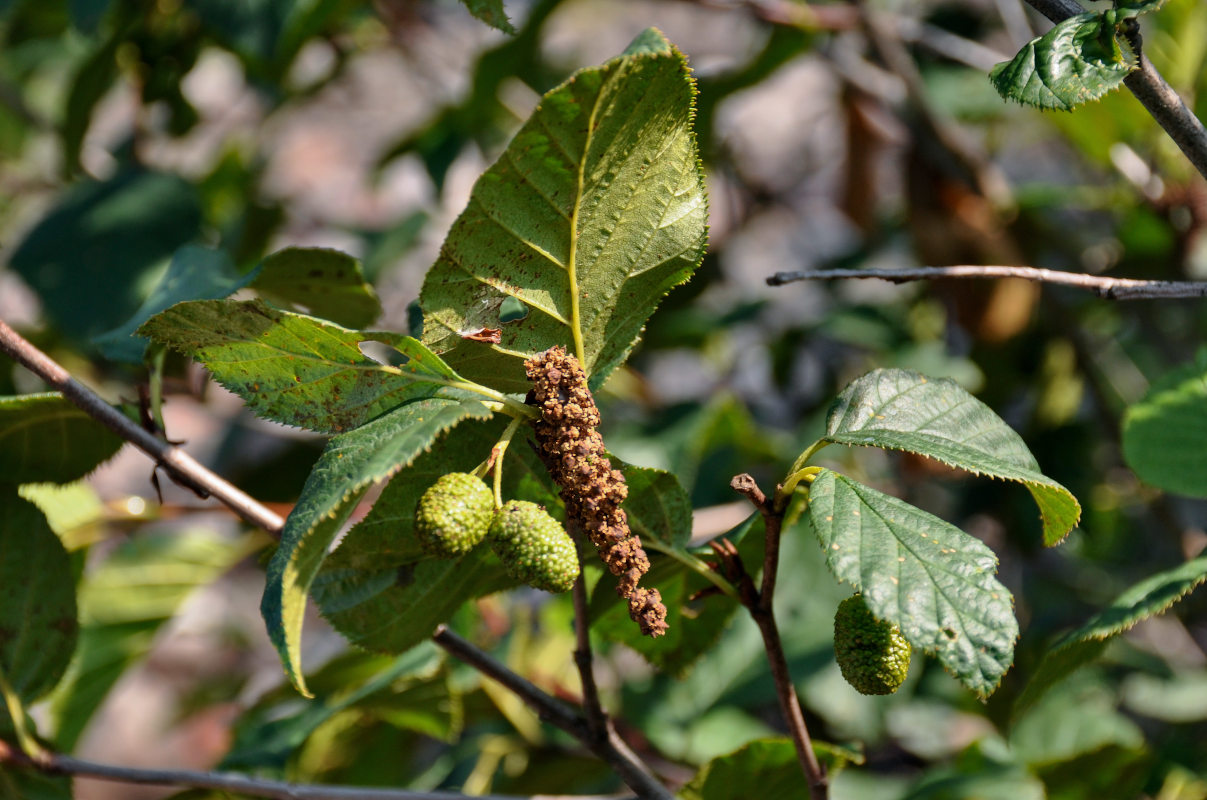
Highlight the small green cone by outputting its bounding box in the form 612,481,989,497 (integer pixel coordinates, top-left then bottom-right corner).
488,500,579,593
414,472,494,558
834,594,911,696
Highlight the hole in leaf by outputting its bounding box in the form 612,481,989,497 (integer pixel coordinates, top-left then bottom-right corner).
499,296,529,323
943,627,958,640
358,340,408,367
406,299,424,337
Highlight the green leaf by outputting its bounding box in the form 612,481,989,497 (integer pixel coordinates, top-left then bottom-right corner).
48,530,260,751
0,494,78,704
1013,551,1207,719
313,547,514,657
807,469,1018,697
681,738,863,800
1115,0,1169,19
1011,683,1144,768
0,394,123,484
10,170,201,342
901,760,1044,800
94,246,252,363
310,417,552,653
1009,682,1149,799
261,396,493,696
420,28,708,393
251,247,382,330
822,368,1080,546
621,463,693,550
989,11,1135,111
1122,364,1207,497
221,644,454,774
458,0,515,34
140,299,495,434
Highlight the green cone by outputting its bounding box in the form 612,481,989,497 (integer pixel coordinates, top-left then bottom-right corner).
414,472,494,558
488,500,579,593
834,594,911,696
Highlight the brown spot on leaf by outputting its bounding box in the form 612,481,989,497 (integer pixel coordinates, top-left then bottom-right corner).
461,328,503,344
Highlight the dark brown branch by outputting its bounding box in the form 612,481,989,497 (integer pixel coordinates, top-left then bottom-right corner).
726,476,828,800
0,317,669,799
0,319,286,534
431,627,671,800
572,572,609,740
0,740,557,800
1023,0,1207,182
766,265,1207,299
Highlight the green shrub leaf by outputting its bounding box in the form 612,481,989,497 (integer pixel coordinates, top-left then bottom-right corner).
620,463,693,551
251,247,381,329
0,494,78,705
1122,363,1207,498
807,469,1018,697
221,645,454,774
989,12,1134,111
458,0,516,34
94,246,252,364
0,394,123,484
313,547,515,657
10,170,201,342
1013,551,1207,718
140,299,495,435
420,28,708,392
681,738,863,800
261,396,493,696
822,368,1079,545
307,417,559,656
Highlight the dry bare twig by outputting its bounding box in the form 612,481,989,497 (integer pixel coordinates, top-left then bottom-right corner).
766,265,1207,300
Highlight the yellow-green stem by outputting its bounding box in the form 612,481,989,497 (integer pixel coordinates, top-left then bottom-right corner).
0,664,44,759
491,415,525,509
640,537,739,599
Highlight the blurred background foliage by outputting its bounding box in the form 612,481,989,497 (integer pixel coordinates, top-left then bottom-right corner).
2,0,1207,797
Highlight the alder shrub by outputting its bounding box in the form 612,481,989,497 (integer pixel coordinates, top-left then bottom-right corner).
3,6,1207,800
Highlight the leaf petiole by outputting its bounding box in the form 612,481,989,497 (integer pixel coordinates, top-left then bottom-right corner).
640,537,739,599
489,415,526,508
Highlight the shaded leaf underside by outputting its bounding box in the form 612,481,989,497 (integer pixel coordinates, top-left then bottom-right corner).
261,396,493,695
808,469,1018,697
0,394,124,484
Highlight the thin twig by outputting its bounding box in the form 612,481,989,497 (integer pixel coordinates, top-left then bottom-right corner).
1023,0,1207,182
432,627,672,800
0,740,580,800
766,265,1207,299
572,572,609,740
0,317,670,799
726,475,828,800
432,626,582,733
0,319,286,534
